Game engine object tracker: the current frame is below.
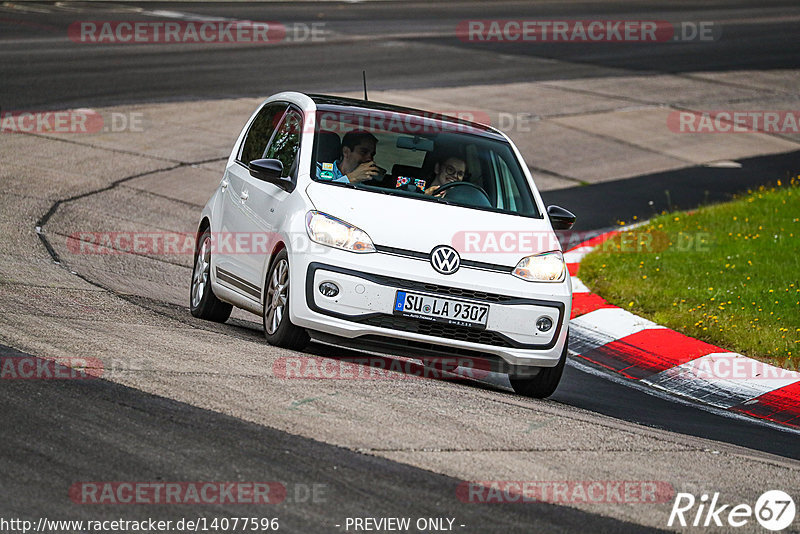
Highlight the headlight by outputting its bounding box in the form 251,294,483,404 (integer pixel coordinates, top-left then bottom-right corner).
305,211,375,253
512,251,566,282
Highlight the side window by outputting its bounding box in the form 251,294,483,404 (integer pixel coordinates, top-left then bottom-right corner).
239,103,288,165
265,108,303,179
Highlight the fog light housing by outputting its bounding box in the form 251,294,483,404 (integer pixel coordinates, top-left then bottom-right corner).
536,316,553,332
318,282,339,297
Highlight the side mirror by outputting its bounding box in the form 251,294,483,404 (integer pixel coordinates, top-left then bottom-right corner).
249,159,295,192
547,205,576,230
249,158,283,181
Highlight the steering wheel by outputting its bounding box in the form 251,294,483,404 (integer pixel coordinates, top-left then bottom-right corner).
434,181,492,205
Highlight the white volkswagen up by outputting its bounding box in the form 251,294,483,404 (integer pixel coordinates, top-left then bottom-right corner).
191,92,576,398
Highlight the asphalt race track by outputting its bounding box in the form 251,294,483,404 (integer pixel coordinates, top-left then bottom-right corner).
1,1,800,533
3,0,800,110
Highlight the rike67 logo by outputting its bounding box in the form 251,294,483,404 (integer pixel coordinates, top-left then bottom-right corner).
669,490,796,531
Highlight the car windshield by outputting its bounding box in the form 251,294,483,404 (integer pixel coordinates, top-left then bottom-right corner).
310,107,541,218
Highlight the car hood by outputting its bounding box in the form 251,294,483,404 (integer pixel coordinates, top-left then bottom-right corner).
305,182,558,267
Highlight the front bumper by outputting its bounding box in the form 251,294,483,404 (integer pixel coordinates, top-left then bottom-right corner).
289,249,570,368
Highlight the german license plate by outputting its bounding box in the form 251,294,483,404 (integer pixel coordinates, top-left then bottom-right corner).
393,290,489,329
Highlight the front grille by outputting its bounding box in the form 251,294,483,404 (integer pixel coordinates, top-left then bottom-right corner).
375,244,513,273
369,273,517,303
357,314,514,347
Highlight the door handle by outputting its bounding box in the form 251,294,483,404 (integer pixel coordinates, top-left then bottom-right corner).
240,189,249,201
220,178,229,191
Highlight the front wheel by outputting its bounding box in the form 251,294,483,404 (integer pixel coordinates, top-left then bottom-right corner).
190,229,232,322
263,250,309,350
509,331,568,398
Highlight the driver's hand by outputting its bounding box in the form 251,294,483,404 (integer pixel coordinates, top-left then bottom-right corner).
348,162,380,183
424,185,440,195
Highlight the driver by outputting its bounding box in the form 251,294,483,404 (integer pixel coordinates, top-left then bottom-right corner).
317,130,381,184
424,155,467,196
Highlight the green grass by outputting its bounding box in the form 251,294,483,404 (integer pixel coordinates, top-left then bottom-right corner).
579,177,800,369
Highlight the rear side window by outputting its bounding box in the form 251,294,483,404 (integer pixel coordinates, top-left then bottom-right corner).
239,103,288,165
265,108,303,178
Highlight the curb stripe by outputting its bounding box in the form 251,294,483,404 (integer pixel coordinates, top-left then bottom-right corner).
563,247,594,264
729,382,800,429
565,231,619,253
567,262,580,277
643,352,800,409
576,329,718,380
570,293,615,319
571,308,665,348
571,277,590,294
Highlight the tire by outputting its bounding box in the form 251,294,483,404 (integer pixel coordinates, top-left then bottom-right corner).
190,229,233,322
509,331,568,398
263,249,309,350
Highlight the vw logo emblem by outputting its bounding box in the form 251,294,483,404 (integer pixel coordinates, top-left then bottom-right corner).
430,245,460,275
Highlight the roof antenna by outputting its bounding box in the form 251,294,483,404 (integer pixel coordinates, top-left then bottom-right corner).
362,70,369,101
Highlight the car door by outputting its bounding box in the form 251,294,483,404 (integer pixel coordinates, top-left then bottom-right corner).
236,106,304,294
216,102,288,303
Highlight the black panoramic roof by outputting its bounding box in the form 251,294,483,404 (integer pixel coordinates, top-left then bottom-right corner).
306,93,500,137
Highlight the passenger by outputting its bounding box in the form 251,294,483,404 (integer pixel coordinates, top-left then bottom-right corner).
424,155,467,196
317,130,381,184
